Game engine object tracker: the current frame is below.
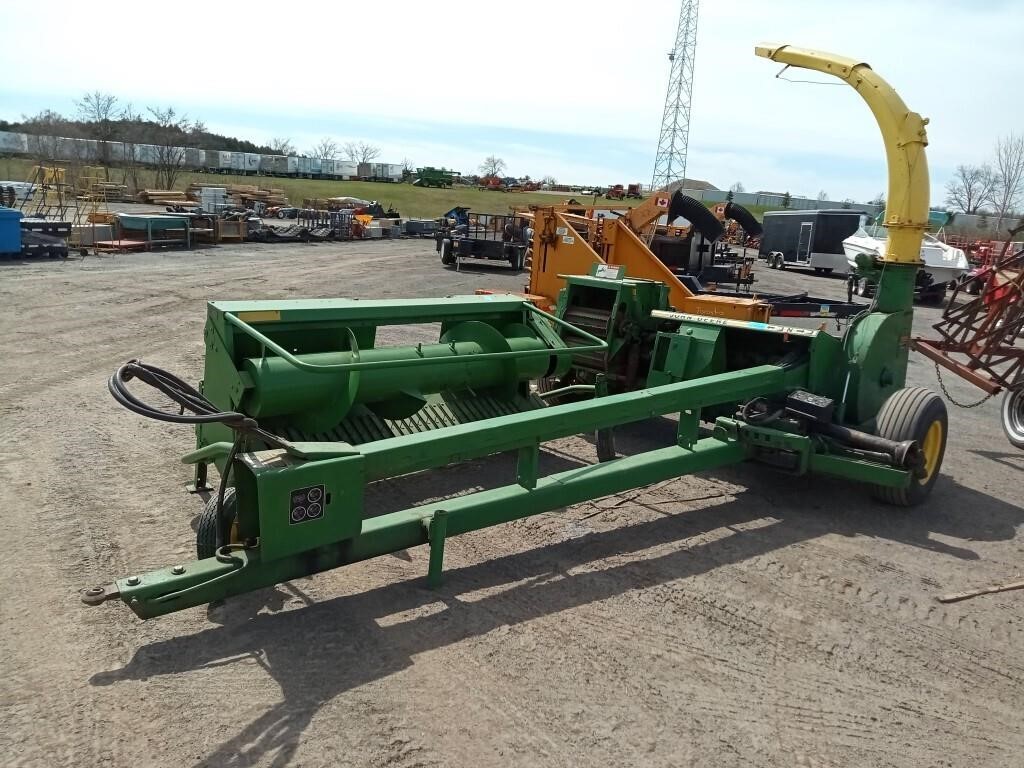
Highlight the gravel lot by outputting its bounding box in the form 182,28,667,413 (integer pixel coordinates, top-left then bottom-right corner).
1,239,1021,767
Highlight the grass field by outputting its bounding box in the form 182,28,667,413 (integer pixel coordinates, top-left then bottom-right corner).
0,156,780,221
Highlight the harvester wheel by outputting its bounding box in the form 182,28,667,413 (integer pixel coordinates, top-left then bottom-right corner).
197,488,238,559
871,388,948,506
1002,388,1024,450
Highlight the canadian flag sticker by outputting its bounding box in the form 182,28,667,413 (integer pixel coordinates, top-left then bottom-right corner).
656,197,669,208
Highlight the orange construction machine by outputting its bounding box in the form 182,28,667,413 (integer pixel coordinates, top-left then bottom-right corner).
525,192,774,322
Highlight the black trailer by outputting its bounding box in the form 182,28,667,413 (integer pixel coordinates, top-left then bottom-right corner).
758,209,864,274
436,212,531,271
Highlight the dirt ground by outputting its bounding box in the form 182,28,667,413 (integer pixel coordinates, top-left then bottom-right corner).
0,240,1021,768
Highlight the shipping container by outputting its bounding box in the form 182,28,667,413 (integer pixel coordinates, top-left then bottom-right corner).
260,154,280,175
0,131,29,154
336,161,358,180
205,150,232,172
183,147,204,169
321,158,335,177
243,153,260,174
296,156,311,176
357,162,372,179
137,144,161,166
107,142,127,163
310,157,322,176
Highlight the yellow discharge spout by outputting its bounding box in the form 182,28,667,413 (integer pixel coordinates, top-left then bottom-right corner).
754,44,929,265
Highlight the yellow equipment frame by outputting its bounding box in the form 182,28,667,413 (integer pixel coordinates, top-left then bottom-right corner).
526,201,771,322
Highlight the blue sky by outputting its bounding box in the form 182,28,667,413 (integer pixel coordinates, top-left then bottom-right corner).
1,0,1021,203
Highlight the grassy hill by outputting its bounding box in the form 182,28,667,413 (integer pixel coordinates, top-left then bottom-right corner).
0,157,775,220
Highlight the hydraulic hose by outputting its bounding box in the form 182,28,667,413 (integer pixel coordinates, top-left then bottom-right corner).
108,359,281,554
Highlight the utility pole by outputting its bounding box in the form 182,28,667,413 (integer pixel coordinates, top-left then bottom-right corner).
651,0,699,193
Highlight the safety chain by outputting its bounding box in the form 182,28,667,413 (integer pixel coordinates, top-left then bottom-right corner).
933,362,998,409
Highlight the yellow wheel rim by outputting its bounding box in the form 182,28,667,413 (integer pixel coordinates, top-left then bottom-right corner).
919,420,944,484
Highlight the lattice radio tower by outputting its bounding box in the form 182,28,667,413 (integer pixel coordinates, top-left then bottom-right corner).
651,0,699,192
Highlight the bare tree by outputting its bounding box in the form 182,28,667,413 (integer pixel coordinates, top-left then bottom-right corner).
541,175,557,187
400,157,415,173
990,133,1024,232
76,91,118,165
817,189,828,201
479,155,506,177
270,137,296,155
118,103,144,192
945,164,995,214
729,181,745,194
147,106,197,190
343,141,381,164
781,191,791,209
310,137,338,159
21,110,71,162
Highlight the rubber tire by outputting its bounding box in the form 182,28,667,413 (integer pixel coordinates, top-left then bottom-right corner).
870,388,948,506
856,278,872,297
196,487,238,559
1001,388,1024,450
822,268,833,275
440,238,454,265
509,247,524,271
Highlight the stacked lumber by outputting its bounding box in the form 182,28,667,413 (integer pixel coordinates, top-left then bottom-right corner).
188,183,287,208
80,182,131,202
137,189,188,204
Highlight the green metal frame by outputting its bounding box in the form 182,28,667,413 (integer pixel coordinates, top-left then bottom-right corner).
83,44,939,621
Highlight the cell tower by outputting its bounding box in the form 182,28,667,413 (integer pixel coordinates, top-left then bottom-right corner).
651,0,699,192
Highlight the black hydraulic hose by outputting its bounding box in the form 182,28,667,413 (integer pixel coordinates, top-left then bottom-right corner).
215,435,242,554
108,359,281,558
108,360,253,427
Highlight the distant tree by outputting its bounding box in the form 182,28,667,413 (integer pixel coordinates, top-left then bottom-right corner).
945,164,996,214
841,198,854,209
343,141,381,164
781,191,791,209
311,137,338,160
541,175,557,187
729,181,745,194
817,189,828,201
479,155,506,177
270,137,296,155
399,157,415,181
990,133,1024,231
20,109,75,162
146,106,198,190
75,91,119,165
726,189,734,202
868,191,886,211
117,103,144,192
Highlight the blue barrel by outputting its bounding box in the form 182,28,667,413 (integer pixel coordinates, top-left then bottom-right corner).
0,207,24,255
